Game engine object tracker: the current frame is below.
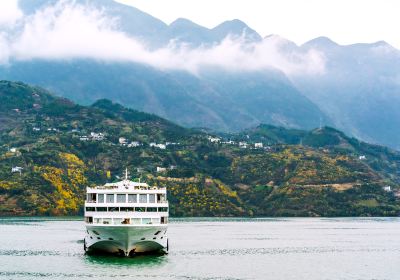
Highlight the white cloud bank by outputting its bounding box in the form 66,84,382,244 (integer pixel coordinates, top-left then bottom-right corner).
0,0,22,26
0,1,325,76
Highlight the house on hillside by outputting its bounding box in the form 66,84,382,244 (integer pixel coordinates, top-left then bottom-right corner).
208,136,221,143
239,142,248,148
254,142,263,148
166,142,179,146
11,166,23,173
90,132,104,141
128,141,141,148
156,167,167,173
383,185,392,192
119,137,128,145
150,143,166,149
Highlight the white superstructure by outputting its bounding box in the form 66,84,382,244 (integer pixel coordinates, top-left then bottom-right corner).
84,171,168,256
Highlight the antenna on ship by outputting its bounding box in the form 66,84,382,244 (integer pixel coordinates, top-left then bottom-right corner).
125,168,128,180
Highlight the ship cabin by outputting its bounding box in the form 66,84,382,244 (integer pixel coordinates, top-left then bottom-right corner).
84,179,168,226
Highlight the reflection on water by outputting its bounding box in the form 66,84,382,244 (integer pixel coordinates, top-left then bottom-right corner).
0,217,399,280
85,253,168,267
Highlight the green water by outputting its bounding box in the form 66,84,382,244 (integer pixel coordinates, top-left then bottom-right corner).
0,217,399,279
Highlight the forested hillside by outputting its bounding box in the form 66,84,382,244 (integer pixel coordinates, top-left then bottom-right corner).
1,81,399,217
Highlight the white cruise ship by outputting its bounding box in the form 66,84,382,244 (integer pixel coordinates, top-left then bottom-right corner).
83,171,168,256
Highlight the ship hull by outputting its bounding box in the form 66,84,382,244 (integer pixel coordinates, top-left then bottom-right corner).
85,225,168,256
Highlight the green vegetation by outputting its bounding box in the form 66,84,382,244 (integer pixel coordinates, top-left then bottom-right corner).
0,81,399,217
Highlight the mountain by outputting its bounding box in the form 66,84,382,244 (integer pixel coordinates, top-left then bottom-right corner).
0,0,328,132
0,59,328,132
0,81,399,217
294,38,400,149
1,0,400,150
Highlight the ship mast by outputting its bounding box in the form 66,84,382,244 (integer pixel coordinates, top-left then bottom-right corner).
125,168,128,180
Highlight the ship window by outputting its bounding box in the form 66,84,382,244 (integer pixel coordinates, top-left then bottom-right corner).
157,194,166,203
135,207,145,212
108,207,119,212
120,207,134,212
159,194,166,203
117,194,126,203
103,218,111,224
161,217,168,224
139,194,147,203
106,194,114,203
128,194,137,203
87,193,96,203
158,207,168,212
85,207,95,212
96,207,107,212
98,194,104,203
151,218,159,224
147,207,157,212
142,218,151,224
85,217,93,223
95,218,102,224
132,218,141,224
148,194,155,203
113,218,123,225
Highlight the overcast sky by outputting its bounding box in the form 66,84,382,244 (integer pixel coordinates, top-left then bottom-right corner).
116,0,400,48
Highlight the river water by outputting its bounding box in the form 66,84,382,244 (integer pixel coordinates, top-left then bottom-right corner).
0,217,399,280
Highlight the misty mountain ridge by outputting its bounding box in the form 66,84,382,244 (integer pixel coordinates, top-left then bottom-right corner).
1,0,400,150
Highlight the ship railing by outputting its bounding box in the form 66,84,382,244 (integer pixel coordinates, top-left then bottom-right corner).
85,206,168,212
87,186,167,190
86,217,165,225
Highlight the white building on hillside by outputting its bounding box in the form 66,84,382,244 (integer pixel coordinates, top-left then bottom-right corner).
128,141,141,148
208,136,221,143
91,132,105,141
119,137,128,145
156,167,167,173
254,143,263,148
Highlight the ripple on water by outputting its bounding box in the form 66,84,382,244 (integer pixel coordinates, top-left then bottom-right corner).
173,246,400,257
0,250,60,256
0,271,244,280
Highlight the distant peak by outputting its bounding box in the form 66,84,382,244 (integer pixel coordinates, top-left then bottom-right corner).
212,19,262,42
170,18,201,27
214,19,248,29
370,40,393,48
302,36,338,48
212,19,254,34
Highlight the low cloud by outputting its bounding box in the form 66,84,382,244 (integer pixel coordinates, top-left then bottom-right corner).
0,1,325,76
0,0,22,26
